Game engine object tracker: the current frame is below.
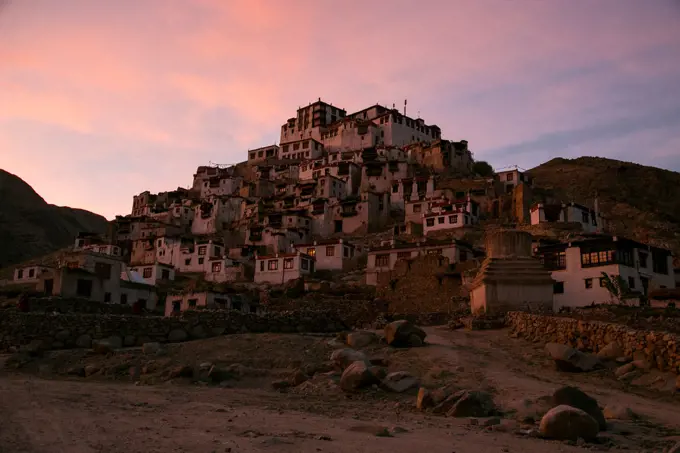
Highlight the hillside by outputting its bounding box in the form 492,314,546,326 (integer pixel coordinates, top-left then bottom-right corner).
0,169,109,269
528,157,680,264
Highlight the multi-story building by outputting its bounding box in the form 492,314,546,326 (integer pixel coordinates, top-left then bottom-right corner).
254,252,315,284
365,239,473,286
247,144,280,163
495,168,532,194
191,196,244,236
279,99,346,144
293,239,356,271
530,201,606,234
536,235,675,310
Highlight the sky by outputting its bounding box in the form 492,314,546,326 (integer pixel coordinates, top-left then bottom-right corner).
1,0,680,220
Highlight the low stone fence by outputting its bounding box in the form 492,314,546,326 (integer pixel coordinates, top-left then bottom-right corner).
0,309,350,351
506,311,680,374
9,297,137,315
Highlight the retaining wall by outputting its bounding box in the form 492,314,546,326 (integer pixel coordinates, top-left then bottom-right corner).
506,311,680,374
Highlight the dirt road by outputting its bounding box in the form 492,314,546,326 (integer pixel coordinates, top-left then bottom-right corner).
1,327,679,452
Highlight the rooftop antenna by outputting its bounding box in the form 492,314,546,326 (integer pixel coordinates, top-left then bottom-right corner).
404,99,407,116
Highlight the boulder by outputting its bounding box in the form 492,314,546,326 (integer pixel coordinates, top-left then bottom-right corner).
84,365,100,376
545,343,601,372
168,365,193,379
106,336,123,349
433,390,467,414
190,325,207,339
384,320,426,347
21,339,47,357
271,380,291,390
289,369,310,387
381,372,419,393
552,386,606,431
615,362,635,377
142,342,162,355
339,360,380,392
92,340,115,355
447,391,496,417
539,405,599,441
54,330,71,342
330,349,368,370
66,366,85,377
168,329,188,343
75,334,92,349
597,342,623,360
346,331,378,348
631,359,651,371
123,335,136,347
603,405,635,420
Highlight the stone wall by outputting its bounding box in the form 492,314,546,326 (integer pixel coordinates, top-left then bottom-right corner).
13,297,136,315
506,311,680,374
376,255,464,314
0,309,350,352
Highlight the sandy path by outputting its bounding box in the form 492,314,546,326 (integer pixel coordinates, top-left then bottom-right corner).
0,375,595,453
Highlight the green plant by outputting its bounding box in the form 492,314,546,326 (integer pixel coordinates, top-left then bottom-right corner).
600,272,635,305
473,161,494,177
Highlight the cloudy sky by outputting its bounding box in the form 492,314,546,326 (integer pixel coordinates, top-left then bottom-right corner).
1,0,679,219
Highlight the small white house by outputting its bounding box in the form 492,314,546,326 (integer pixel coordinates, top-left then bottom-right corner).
536,235,675,310
165,291,261,316
495,168,530,194
530,202,606,233
293,239,355,271
13,265,51,283
254,252,315,284
129,262,176,286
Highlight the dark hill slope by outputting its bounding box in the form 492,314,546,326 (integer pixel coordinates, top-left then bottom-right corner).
0,169,108,269
528,157,680,263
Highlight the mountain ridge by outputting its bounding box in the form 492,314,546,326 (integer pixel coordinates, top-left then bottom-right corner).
0,169,109,269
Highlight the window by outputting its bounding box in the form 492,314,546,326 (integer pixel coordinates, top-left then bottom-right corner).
307,247,316,257
293,143,300,151
282,145,289,153
449,215,458,224
584,278,593,289
628,276,636,289
185,259,191,266
161,269,170,280
232,300,242,311
268,260,278,270
260,261,264,271
426,218,435,227
214,246,221,256
413,204,421,213
460,250,468,261
104,292,111,303
581,250,614,267
540,251,566,270
376,254,390,267
506,173,514,181
392,184,399,193
76,279,93,298
427,249,443,255
121,294,128,305
301,259,309,270
303,140,309,148
553,282,564,294
188,299,197,309
284,258,294,269
582,211,590,224
599,277,607,287
17,269,23,279
437,217,444,224
344,247,349,258
652,250,669,275
28,268,35,278
638,251,648,268
324,246,335,257
157,239,162,247
143,267,153,278
198,246,207,255
397,251,411,260
198,257,204,264
94,262,112,280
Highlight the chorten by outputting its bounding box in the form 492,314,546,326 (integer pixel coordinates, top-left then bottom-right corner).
469,229,554,315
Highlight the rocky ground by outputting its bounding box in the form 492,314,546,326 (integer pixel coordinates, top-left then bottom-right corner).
2,326,680,453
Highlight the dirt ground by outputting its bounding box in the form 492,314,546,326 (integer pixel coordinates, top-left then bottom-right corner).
1,327,680,453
